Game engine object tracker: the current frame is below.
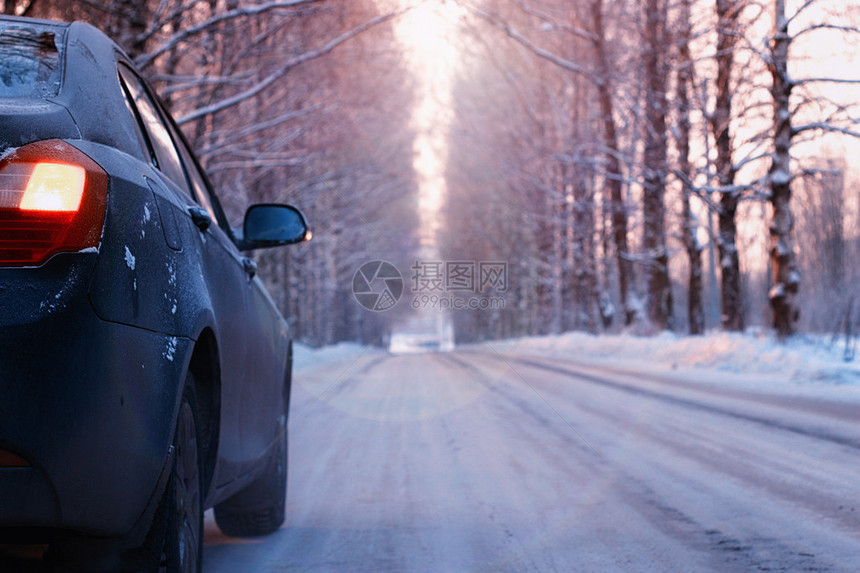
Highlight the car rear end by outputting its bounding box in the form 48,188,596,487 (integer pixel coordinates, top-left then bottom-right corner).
0,17,186,564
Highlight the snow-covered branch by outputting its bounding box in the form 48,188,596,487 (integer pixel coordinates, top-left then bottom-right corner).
198,105,322,158
157,71,258,96
785,0,822,28
792,122,860,138
463,1,600,84
175,10,401,124
508,0,597,43
135,0,321,70
792,76,860,87
792,22,860,41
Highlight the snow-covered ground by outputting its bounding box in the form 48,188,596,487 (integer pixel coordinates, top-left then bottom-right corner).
202,332,860,572
484,330,860,401
294,331,860,402
293,341,381,371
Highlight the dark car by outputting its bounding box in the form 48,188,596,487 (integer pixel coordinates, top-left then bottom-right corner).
0,15,310,572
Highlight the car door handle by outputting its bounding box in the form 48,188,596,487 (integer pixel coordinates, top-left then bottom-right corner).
242,257,257,279
188,206,212,231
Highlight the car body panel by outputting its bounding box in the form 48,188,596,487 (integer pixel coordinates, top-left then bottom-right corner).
0,253,189,535
0,15,295,544
0,99,80,150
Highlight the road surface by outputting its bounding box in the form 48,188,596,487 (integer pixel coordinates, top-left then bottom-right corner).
2,348,857,571
205,348,860,572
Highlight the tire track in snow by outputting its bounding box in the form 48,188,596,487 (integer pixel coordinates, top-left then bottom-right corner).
503,355,860,451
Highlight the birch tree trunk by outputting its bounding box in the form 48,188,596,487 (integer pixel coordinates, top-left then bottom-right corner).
591,0,638,326
642,0,673,330
767,0,800,337
570,53,598,333
714,0,744,331
676,0,705,335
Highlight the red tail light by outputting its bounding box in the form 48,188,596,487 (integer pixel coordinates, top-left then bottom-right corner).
0,140,107,267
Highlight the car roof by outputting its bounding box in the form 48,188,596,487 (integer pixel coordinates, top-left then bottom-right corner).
0,13,70,31
0,15,148,162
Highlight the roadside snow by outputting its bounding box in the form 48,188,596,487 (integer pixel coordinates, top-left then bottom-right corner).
293,342,380,372
484,330,860,401
291,332,860,402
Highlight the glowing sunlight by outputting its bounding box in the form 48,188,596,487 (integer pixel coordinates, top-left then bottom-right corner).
391,0,465,249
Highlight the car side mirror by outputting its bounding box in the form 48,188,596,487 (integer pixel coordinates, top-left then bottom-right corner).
238,204,311,250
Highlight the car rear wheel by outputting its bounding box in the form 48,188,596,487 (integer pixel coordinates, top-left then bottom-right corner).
42,376,202,573
213,424,287,537
160,377,203,572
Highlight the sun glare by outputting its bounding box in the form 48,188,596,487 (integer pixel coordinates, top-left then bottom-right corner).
390,0,465,250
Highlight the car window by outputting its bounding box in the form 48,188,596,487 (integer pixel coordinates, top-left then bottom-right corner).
166,118,221,225
117,64,191,197
117,68,153,164
0,23,64,98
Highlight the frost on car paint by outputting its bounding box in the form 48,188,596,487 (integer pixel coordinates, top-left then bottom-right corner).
165,262,178,314
124,245,136,270
163,337,177,362
0,25,64,98
38,265,79,313
140,204,151,238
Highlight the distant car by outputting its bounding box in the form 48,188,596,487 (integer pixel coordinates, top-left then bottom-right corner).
389,332,442,354
0,15,310,572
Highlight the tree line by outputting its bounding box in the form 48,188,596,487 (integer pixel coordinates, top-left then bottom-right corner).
443,0,860,343
8,0,419,346
5,0,859,346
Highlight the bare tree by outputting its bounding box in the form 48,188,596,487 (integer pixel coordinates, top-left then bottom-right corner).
765,0,860,337
591,0,640,326
465,0,642,329
24,0,860,344
675,0,705,334
641,0,673,330
766,0,800,337
712,0,746,331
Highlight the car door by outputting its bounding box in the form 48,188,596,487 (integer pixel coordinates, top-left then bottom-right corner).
117,64,254,482
166,120,288,468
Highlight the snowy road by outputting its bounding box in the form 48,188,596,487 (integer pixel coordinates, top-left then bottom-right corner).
203,347,860,572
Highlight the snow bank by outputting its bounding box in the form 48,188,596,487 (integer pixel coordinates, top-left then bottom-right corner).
293,332,860,401
293,342,380,372
483,330,860,399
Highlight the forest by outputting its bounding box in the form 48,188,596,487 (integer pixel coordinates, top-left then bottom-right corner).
5,0,859,347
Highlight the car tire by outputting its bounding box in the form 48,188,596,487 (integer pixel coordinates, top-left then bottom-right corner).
213,424,287,538
158,376,204,572
43,376,202,572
